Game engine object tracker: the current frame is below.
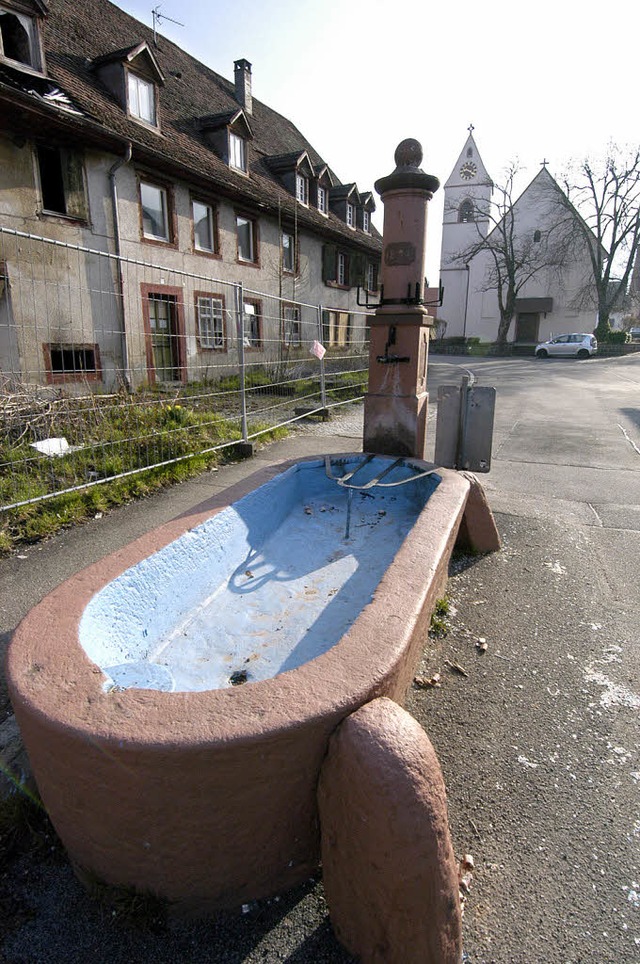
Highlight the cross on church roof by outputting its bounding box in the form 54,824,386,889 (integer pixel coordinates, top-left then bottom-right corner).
541,158,549,168
468,123,475,133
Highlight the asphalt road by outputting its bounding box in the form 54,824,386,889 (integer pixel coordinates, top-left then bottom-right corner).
1,353,639,963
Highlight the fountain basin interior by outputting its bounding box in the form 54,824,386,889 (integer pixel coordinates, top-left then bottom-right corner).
8,455,474,914
80,457,441,694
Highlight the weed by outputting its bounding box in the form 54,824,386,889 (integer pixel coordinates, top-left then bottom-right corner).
429,597,450,638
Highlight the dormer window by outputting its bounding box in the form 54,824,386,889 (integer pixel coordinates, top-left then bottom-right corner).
92,42,164,130
296,174,309,206
346,202,356,228
317,185,328,215
229,132,246,172
127,72,156,125
363,210,370,234
0,6,42,71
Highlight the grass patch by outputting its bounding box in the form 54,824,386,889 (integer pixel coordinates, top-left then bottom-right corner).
429,597,450,638
0,391,290,554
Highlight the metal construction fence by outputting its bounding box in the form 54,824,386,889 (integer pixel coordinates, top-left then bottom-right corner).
0,227,372,514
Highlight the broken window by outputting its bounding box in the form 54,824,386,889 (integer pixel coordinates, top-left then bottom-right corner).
36,146,88,219
0,8,40,70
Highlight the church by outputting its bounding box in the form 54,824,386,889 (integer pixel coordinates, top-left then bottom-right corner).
437,132,597,346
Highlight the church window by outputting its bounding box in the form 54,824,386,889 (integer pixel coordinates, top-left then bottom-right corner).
458,200,474,223
467,147,473,157
533,229,541,242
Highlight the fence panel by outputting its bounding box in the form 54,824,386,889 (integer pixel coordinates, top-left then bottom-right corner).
0,228,371,513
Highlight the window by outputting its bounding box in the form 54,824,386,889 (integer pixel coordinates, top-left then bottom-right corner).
337,251,348,286
282,232,295,273
533,229,542,243
140,181,171,241
467,147,473,158
283,305,301,348
236,215,257,263
296,174,309,206
363,210,370,234
127,72,156,125
196,295,225,350
242,300,261,348
192,200,217,253
44,343,100,382
458,200,474,223
37,146,87,220
346,202,355,228
0,7,40,69
317,186,328,214
325,311,351,348
367,262,378,292
229,132,246,172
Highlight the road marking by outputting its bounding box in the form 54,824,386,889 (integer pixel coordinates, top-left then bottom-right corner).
617,423,640,456
588,503,603,526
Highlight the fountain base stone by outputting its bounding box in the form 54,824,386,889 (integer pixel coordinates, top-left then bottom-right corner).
7,454,498,914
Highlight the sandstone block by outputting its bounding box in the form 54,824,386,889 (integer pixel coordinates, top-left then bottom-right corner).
318,697,462,964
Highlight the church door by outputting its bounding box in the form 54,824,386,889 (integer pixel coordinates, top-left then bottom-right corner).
515,313,540,343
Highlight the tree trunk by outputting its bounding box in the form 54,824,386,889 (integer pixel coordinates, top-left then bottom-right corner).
496,311,513,348
595,308,612,340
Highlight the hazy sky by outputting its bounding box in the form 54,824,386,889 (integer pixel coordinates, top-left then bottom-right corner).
116,0,638,280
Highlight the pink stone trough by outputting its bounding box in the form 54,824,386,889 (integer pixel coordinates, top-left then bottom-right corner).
7,453,498,915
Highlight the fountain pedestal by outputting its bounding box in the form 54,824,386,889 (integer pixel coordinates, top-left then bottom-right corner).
363,139,439,459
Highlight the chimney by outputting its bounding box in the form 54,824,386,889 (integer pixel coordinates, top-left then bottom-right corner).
234,59,252,114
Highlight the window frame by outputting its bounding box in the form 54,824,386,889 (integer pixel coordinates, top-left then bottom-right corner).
337,251,349,287
458,200,474,223
139,177,175,245
195,291,226,351
43,342,102,384
236,213,259,265
36,144,88,222
282,231,296,274
346,202,356,229
317,185,328,215
191,198,219,256
126,69,157,126
242,297,262,349
366,262,378,293
295,173,309,206
363,210,371,234
282,303,302,349
0,6,42,72
229,132,247,172
324,310,351,349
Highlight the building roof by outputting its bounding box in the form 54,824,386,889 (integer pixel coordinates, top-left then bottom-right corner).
0,0,380,254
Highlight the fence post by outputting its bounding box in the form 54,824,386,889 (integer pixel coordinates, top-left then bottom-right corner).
317,304,327,410
234,282,250,447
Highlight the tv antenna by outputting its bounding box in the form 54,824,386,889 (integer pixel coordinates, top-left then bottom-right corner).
152,5,184,45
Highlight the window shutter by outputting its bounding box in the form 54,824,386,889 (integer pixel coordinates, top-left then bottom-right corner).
351,252,365,288
322,244,337,282
62,150,88,220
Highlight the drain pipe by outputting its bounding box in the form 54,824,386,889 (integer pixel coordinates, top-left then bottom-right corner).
108,142,133,390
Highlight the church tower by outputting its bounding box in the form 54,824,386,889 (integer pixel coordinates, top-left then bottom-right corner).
438,130,493,337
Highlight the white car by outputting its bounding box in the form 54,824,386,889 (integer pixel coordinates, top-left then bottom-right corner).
535,333,597,359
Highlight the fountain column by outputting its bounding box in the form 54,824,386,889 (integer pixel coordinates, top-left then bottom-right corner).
363,139,439,458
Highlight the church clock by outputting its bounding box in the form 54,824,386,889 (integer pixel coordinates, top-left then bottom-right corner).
460,161,477,180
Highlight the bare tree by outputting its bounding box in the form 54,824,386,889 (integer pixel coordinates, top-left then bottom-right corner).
448,164,573,347
554,146,640,338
